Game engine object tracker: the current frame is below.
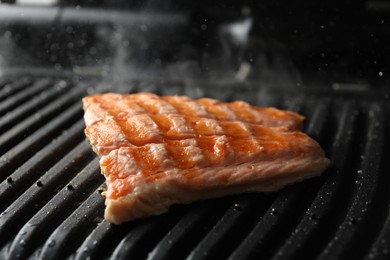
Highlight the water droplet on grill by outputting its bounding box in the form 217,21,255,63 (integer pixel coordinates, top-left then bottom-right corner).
34,113,41,119
349,217,358,225
234,203,242,211
19,239,26,247
48,239,56,247
36,181,43,187
6,177,13,183
57,80,67,88
271,208,280,216
67,184,74,191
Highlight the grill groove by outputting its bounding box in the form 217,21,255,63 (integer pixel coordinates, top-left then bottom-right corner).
188,194,273,260
7,157,102,259
0,142,94,250
39,191,105,259
0,76,389,259
270,101,360,259
319,103,386,259
0,84,84,154
150,198,234,260
365,106,390,259
0,79,71,134
0,77,32,102
0,102,83,180
107,208,187,260
0,78,52,117
0,120,85,213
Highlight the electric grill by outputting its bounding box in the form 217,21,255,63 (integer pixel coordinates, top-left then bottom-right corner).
1,1,390,259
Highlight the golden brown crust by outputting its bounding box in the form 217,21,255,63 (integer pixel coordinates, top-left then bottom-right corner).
83,92,328,224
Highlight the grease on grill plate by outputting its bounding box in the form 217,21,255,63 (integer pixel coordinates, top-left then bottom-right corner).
0,76,390,259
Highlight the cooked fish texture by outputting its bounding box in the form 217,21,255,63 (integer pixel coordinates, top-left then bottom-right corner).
83,93,329,224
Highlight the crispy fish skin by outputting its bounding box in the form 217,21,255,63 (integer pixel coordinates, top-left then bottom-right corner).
83,93,329,224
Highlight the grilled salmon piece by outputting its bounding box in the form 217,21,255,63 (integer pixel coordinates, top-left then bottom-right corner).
83,93,329,224
83,93,304,155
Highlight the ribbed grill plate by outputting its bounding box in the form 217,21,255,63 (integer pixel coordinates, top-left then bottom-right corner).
0,76,389,259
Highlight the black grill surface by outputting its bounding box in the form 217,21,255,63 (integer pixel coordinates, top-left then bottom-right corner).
0,75,390,259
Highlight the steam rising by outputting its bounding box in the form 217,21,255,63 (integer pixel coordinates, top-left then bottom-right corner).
0,4,302,93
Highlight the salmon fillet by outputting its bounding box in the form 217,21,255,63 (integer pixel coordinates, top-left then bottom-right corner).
83,93,329,224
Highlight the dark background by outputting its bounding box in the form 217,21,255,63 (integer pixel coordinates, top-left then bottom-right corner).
0,0,389,90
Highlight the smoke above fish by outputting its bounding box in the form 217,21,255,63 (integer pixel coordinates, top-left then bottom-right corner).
0,3,302,93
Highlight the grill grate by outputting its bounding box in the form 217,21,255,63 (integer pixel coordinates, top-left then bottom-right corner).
0,75,389,259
